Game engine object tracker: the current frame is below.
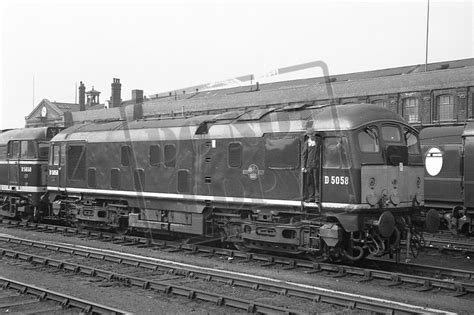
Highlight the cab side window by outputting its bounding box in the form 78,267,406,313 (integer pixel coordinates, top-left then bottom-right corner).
358,127,379,153
323,137,351,168
8,141,20,158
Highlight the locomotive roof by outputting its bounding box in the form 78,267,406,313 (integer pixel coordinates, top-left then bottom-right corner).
419,125,465,144
52,104,410,142
0,127,53,145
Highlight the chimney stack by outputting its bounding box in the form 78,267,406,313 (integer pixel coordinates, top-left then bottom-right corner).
110,78,122,108
79,81,86,111
131,89,144,104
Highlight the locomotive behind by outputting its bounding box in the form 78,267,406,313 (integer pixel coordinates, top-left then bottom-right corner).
43,103,437,261
0,127,61,221
420,121,474,234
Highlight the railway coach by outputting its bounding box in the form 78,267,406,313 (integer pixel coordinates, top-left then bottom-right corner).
0,127,61,220
420,121,474,234
46,103,438,261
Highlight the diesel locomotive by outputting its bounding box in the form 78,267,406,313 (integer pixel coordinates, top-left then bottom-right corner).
34,103,435,261
0,127,60,221
420,121,474,235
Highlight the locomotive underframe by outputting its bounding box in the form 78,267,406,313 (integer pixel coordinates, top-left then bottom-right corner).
0,192,43,221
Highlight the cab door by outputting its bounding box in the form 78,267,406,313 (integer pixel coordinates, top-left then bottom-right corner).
7,141,20,187
48,143,67,190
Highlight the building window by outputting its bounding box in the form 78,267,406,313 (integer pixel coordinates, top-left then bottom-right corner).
402,98,419,123
372,99,388,108
437,94,454,121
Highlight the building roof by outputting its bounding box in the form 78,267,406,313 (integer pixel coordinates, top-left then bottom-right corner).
70,64,474,125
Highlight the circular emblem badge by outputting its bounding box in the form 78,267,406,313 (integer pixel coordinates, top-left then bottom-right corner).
425,147,443,176
242,164,264,180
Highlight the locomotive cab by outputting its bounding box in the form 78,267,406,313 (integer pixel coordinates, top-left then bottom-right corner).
0,127,60,221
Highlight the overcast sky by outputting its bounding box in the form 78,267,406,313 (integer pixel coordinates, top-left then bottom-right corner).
0,0,472,130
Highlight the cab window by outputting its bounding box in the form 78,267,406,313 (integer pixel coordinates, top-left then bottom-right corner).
323,137,351,168
38,142,50,160
381,125,401,142
8,141,20,158
358,127,379,153
20,140,38,159
404,129,420,154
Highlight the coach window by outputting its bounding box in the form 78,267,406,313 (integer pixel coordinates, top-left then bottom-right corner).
228,142,242,168
381,125,401,143
265,135,299,169
437,94,454,121
358,126,379,153
164,144,176,168
402,98,419,123
149,145,161,166
323,137,351,168
121,146,131,167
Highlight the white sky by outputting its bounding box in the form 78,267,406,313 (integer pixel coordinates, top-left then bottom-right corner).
0,0,472,130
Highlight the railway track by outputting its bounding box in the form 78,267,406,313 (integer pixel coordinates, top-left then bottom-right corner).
0,277,127,314
1,220,473,295
0,235,453,314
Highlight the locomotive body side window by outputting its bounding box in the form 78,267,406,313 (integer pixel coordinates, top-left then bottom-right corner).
149,145,161,166
164,144,176,168
358,127,379,153
110,168,121,189
381,125,401,143
265,135,299,170
134,169,145,191
67,145,86,180
228,142,242,168
323,137,351,168
121,146,131,167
